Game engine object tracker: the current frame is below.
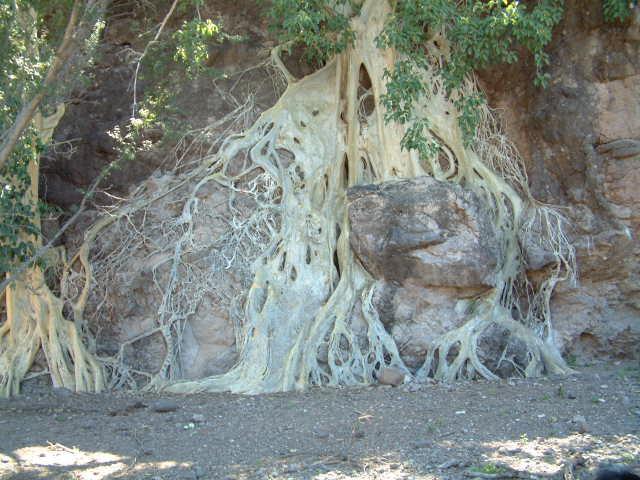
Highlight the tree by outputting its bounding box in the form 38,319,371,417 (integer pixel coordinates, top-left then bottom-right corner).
67,0,577,395
0,0,232,396
161,0,576,393
0,0,107,397
3,0,631,396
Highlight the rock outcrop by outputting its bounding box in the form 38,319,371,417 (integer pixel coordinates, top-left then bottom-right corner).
478,0,640,361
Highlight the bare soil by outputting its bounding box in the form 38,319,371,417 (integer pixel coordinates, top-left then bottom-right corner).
1,362,639,480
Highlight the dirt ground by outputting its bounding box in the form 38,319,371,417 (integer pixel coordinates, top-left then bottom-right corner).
1,362,638,480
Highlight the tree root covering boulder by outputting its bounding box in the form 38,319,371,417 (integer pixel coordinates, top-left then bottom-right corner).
20,0,577,395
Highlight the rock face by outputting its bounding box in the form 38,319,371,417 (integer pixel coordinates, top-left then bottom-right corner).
348,177,499,288
478,0,640,362
348,177,498,368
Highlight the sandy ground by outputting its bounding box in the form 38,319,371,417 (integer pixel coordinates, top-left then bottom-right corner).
0,362,638,480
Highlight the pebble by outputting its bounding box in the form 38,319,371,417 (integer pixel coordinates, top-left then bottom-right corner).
191,413,205,423
150,399,179,413
192,465,206,478
438,460,460,469
402,382,423,392
283,463,302,473
413,440,433,449
572,415,589,433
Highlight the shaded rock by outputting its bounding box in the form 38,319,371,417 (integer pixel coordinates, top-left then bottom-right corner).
191,413,205,423
376,366,406,386
150,399,179,413
596,139,640,159
571,415,589,434
374,282,485,369
348,177,498,288
52,387,74,398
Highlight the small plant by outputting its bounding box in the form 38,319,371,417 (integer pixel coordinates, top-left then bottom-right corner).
261,0,357,65
557,384,566,398
472,463,507,475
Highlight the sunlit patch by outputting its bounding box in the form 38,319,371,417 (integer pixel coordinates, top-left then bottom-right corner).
15,444,122,467
11,444,192,480
0,453,19,479
481,433,640,477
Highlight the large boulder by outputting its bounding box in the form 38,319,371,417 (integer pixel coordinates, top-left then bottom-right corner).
348,176,499,288
347,176,500,368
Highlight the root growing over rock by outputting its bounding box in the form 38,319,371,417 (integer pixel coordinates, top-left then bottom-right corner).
61,0,575,394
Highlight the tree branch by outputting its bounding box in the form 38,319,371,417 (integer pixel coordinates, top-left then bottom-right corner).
0,0,81,171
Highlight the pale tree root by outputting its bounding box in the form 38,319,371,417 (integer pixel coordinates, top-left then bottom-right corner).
0,269,104,397
162,0,574,394
67,0,575,394
416,295,573,384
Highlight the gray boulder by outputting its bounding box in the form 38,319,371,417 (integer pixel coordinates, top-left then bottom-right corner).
348,177,499,289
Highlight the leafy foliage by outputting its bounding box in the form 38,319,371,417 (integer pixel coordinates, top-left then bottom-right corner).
602,0,634,22
261,0,357,64
172,18,223,78
0,1,51,274
133,6,231,141
0,0,104,275
377,0,564,150
265,0,566,154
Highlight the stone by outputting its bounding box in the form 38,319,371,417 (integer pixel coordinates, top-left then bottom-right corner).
150,399,179,413
191,413,205,423
571,415,589,434
192,465,206,479
348,177,499,289
52,387,74,398
376,366,406,386
596,139,640,159
412,440,433,449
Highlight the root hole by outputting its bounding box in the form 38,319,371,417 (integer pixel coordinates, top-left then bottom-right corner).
358,64,375,117
446,342,461,365
333,249,341,279
342,154,350,187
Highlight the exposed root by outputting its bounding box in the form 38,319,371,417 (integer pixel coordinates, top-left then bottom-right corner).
0,269,104,397
416,293,572,383
55,0,577,394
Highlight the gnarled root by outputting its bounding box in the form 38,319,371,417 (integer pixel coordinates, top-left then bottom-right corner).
0,269,104,397
416,293,573,383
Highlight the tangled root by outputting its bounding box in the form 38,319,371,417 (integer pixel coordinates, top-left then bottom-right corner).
59,0,576,394
0,268,104,397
